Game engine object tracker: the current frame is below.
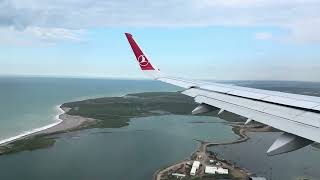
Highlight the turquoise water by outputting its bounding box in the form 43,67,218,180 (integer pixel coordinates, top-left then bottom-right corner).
0,115,237,180
0,77,180,142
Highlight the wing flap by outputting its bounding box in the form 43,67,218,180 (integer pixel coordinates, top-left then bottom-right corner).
193,95,320,143
199,84,320,111
227,89,269,99
261,96,319,109
183,88,320,127
158,76,320,112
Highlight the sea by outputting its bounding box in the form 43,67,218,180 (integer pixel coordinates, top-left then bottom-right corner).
0,76,319,180
0,76,180,143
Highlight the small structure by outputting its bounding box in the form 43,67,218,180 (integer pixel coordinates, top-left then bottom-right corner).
249,177,267,180
205,166,229,175
190,167,197,176
190,161,201,176
205,166,217,174
216,167,229,174
171,173,186,178
192,161,200,168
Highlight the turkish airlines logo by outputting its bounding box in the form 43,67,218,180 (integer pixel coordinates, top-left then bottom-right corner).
137,55,149,67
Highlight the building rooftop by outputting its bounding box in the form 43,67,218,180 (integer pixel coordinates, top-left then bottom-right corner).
205,166,229,175
190,167,197,176
250,177,267,180
172,173,186,177
205,166,217,174
192,161,200,168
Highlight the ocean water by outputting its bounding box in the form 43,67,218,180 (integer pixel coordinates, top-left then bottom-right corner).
0,77,180,143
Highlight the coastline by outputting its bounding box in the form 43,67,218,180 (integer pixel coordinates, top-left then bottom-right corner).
0,104,95,147
0,92,272,179
0,105,64,146
0,92,194,149
34,107,96,135
154,124,272,180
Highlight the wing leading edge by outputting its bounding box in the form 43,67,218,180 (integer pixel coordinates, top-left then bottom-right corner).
125,33,320,155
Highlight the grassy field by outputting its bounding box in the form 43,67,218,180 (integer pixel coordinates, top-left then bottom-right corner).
62,92,197,128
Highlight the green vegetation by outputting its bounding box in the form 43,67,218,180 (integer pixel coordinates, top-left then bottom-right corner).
62,92,196,128
1,92,197,155
0,136,55,155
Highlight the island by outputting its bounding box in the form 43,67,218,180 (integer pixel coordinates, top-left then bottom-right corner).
0,92,270,180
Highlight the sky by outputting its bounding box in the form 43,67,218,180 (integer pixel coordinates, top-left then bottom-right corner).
1,0,320,81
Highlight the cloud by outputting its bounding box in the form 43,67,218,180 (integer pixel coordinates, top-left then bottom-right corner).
28,27,85,42
1,0,320,44
0,0,38,30
0,26,86,46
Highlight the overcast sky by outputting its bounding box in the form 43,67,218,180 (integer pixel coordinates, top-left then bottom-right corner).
1,0,320,81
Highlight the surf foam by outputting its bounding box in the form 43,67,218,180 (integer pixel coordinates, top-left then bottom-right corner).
0,105,64,145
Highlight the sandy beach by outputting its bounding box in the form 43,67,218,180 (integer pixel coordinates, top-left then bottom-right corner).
34,107,96,135
0,106,96,146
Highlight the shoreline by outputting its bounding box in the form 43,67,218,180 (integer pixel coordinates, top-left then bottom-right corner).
0,92,191,148
0,92,130,147
154,124,272,180
0,105,64,146
0,92,271,179
0,104,95,147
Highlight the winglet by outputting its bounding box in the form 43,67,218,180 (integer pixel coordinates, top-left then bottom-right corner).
125,33,156,71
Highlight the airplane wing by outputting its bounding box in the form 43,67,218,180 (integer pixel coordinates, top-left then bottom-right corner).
125,33,320,155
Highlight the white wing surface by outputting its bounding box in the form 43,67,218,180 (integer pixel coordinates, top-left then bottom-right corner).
125,33,320,155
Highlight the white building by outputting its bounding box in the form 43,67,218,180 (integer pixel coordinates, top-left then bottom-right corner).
190,161,201,176
171,173,186,178
205,166,217,174
205,166,229,175
192,161,200,168
250,177,267,180
216,167,228,174
190,167,197,176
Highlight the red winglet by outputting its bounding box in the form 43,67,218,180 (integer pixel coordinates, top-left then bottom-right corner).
125,33,155,70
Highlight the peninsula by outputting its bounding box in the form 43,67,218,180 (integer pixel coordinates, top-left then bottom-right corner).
0,92,265,179
0,92,196,154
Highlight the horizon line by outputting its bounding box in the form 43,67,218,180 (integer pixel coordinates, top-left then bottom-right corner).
0,74,320,83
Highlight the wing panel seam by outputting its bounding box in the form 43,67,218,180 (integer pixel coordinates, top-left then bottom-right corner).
195,94,319,128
